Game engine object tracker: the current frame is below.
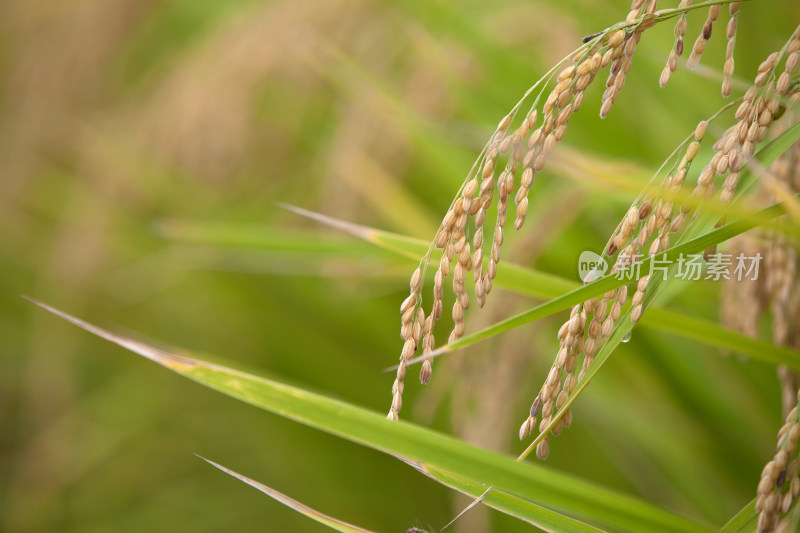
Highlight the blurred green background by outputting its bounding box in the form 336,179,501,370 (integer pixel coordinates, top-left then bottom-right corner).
2,1,799,531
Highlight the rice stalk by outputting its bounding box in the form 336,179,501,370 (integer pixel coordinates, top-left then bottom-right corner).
387,0,748,422
519,25,800,454
721,119,800,533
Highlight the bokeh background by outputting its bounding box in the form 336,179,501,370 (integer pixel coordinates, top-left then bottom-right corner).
2,1,799,531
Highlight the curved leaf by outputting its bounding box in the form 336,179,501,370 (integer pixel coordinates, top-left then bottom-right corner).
26,297,711,533
158,209,800,369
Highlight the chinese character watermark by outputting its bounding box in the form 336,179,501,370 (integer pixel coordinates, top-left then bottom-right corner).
577,251,762,282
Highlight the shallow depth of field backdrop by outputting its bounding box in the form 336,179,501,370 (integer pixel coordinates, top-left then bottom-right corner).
2,1,799,532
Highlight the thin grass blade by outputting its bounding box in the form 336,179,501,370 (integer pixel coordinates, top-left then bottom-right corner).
197,455,377,533
402,458,607,533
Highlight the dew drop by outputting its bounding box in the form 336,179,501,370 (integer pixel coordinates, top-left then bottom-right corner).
621,331,632,343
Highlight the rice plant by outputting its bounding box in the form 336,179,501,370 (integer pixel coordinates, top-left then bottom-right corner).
8,0,800,531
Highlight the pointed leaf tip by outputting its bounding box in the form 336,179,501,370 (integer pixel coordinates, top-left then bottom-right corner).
197,455,377,533
23,297,198,372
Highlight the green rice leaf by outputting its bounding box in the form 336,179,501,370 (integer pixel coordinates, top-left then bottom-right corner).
26,297,712,533
157,207,800,369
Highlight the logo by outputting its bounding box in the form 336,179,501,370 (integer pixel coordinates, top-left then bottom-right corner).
578,251,608,283
575,251,762,283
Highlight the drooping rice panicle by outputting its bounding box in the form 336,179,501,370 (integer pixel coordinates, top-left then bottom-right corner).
387,4,800,434
660,0,690,87
388,22,638,417
722,2,740,96
756,390,800,532
687,3,721,70
518,26,800,452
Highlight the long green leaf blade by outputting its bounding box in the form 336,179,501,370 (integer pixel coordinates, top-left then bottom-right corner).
26,297,712,533
158,212,800,369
